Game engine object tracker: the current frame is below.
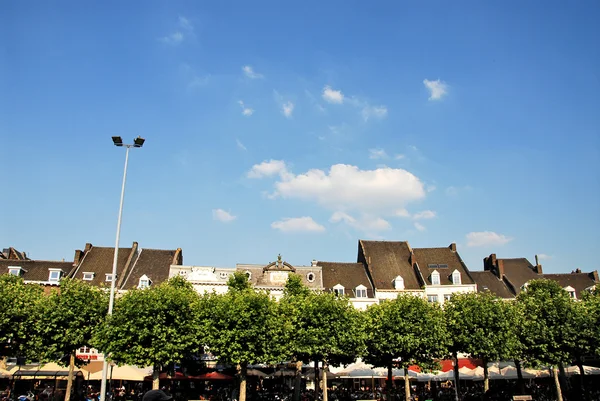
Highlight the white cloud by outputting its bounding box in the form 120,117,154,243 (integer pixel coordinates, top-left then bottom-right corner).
282,101,294,118
247,160,288,178
212,209,237,223
361,105,388,121
178,16,193,32
330,211,391,233
242,65,264,79
414,222,426,232
395,154,406,160
423,79,448,101
427,185,436,192
271,216,325,233
466,231,513,247
237,100,254,116
236,139,247,151
160,31,184,45
446,185,472,197
160,16,194,45
537,254,552,260
395,208,411,218
252,163,425,215
322,85,344,104
413,210,436,220
369,148,388,159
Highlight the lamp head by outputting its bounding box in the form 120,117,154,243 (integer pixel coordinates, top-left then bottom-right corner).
133,136,145,148
112,136,123,146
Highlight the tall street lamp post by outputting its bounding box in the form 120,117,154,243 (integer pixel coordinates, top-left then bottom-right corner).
99,136,145,401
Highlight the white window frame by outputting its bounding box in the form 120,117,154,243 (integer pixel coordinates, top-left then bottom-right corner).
8,267,22,276
452,269,462,285
105,274,115,282
138,274,152,289
333,284,345,297
244,270,252,280
48,269,62,282
82,272,94,281
355,285,367,298
394,276,405,290
564,286,577,299
431,270,441,286
443,294,452,302
427,295,439,303
306,272,316,283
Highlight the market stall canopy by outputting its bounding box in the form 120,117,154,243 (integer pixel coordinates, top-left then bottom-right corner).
564,365,600,376
246,369,268,377
82,362,152,381
10,363,83,379
0,368,12,379
195,372,234,381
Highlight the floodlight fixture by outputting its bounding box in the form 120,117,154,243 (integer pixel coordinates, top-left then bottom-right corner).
112,136,123,146
133,136,145,148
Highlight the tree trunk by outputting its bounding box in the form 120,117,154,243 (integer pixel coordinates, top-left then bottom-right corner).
152,364,160,390
551,366,564,401
404,368,411,401
64,352,75,401
387,362,393,395
238,363,248,401
452,352,460,401
293,360,303,401
322,361,328,401
483,359,489,393
514,359,525,394
314,360,319,401
577,359,587,401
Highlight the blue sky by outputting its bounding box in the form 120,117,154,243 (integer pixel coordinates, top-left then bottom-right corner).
1,1,599,274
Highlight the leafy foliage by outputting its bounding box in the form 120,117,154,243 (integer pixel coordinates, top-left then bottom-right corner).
93,276,200,369
0,275,43,360
227,271,252,292
516,279,577,368
35,278,108,366
579,288,600,359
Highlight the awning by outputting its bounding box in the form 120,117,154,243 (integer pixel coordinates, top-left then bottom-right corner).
12,370,84,379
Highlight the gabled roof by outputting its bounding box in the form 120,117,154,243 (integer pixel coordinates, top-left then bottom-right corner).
542,272,598,299
412,245,475,286
70,244,136,288
319,261,374,298
0,259,74,282
470,271,515,299
120,248,182,290
1,247,29,260
358,240,421,290
499,258,539,295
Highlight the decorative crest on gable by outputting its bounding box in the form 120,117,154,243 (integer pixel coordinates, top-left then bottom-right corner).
263,254,296,272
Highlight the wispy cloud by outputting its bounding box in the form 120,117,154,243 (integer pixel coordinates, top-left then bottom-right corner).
282,101,294,118
247,160,288,179
188,75,210,89
446,185,472,197
330,211,391,233
413,210,436,220
271,216,325,233
242,65,264,79
160,16,194,45
466,231,513,247
369,148,388,159
236,139,247,151
414,222,426,232
237,100,254,116
322,85,344,104
423,79,448,101
212,209,237,223
361,105,388,121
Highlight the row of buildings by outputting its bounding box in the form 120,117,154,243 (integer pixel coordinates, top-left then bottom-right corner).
3,240,598,308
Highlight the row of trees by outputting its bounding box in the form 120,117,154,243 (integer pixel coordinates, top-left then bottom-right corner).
1,273,599,401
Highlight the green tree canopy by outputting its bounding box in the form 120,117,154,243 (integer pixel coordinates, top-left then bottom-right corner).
93,276,200,389
582,288,600,359
364,295,448,401
445,291,520,391
0,275,43,363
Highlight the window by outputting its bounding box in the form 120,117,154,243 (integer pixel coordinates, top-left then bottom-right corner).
438,264,449,269
568,291,577,299
105,274,115,282
564,286,577,299
394,276,405,290
82,272,94,281
443,294,452,302
333,284,345,297
244,271,252,280
219,272,230,279
355,285,367,298
452,270,462,285
306,272,316,282
8,267,22,276
431,270,440,285
138,275,151,289
427,295,439,303
48,270,62,282
428,264,438,269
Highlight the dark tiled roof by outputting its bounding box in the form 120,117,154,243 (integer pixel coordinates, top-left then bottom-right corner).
70,246,135,287
359,240,421,290
0,260,74,282
413,247,475,286
470,271,515,299
542,273,598,299
319,262,374,298
500,258,539,295
1,247,29,260
120,249,180,289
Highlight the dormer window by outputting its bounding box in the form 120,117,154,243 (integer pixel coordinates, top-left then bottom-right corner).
564,286,577,299
48,269,63,282
138,274,151,289
306,272,316,283
355,285,367,298
394,276,405,290
431,270,440,286
333,284,345,297
452,270,462,285
82,272,95,281
8,266,23,276
105,274,115,282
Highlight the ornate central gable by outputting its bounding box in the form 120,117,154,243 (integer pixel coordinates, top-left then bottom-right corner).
263,254,296,273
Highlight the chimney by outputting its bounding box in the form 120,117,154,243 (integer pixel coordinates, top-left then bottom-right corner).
533,255,543,274
497,259,505,281
484,254,497,272
311,260,318,267
590,270,599,283
449,243,457,252
84,243,93,252
73,250,84,266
